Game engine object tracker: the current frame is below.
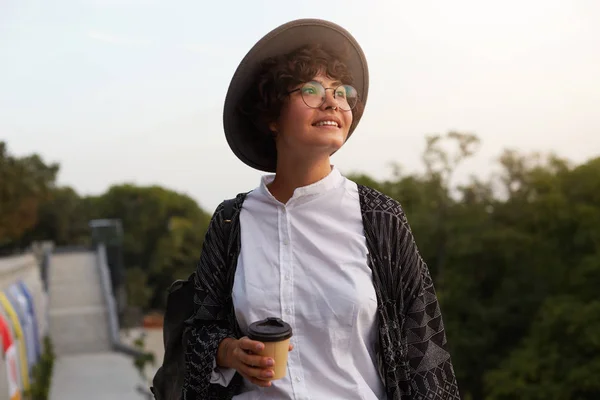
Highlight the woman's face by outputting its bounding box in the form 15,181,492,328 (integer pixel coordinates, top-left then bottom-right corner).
270,73,354,162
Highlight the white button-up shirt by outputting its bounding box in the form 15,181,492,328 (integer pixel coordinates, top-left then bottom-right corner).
213,167,386,399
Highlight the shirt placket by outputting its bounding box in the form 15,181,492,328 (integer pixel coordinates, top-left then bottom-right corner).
278,206,308,399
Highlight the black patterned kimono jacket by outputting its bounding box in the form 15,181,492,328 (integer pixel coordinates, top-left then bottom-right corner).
182,185,460,400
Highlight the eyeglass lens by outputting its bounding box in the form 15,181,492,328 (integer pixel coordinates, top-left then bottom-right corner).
299,81,358,111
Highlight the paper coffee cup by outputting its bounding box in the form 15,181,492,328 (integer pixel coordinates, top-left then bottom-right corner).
247,317,293,380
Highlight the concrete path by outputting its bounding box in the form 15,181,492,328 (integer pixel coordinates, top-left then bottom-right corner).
49,251,111,355
49,352,150,400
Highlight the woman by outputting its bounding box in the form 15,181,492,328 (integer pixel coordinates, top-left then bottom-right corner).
183,19,460,400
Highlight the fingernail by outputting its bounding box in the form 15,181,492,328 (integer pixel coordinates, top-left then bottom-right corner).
255,344,263,351
266,358,274,366
265,370,274,377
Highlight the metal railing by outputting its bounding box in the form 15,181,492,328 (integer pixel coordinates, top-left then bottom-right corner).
95,244,152,359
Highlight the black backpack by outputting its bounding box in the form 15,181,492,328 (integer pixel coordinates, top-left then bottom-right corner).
150,198,236,400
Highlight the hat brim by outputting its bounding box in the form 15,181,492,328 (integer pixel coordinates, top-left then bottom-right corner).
223,19,369,172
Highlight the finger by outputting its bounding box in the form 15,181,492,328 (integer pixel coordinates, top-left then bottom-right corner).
239,352,274,369
242,364,275,380
239,337,264,353
289,344,294,351
248,376,272,388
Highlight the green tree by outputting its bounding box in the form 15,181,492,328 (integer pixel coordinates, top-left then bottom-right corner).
91,184,211,310
483,157,600,399
148,216,205,308
0,141,59,248
351,139,600,399
20,186,90,247
485,294,600,400
125,266,154,309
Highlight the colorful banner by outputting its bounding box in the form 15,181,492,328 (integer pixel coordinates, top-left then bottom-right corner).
5,345,22,400
1,314,22,400
7,285,39,372
16,281,41,360
0,293,29,392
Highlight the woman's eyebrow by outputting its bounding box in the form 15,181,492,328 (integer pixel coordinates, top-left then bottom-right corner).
314,79,344,87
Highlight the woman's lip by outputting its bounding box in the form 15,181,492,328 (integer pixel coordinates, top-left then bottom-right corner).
312,124,340,129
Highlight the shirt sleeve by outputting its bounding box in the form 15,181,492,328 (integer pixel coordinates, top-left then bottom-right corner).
399,218,461,399
182,202,243,399
210,358,237,386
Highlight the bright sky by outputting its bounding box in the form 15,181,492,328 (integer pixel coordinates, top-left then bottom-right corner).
1,0,599,211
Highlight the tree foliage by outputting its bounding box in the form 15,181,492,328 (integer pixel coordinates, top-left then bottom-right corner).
0,142,211,310
0,142,59,248
349,133,600,399
86,184,210,308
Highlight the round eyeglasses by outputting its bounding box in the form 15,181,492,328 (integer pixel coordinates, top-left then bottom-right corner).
287,81,358,111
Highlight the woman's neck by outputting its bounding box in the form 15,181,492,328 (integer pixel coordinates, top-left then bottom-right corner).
267,157,332,204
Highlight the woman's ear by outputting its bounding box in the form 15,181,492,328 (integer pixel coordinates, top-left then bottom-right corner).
268,121,278,133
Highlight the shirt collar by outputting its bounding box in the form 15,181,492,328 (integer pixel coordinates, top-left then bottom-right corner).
260,166,344,202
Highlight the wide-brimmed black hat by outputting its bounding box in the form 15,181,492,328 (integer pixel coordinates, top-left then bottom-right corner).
223,18,369,172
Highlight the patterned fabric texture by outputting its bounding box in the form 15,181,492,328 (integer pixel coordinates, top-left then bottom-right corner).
182,186,460,400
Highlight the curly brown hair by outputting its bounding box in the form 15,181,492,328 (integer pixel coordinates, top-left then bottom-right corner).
239,43,365,139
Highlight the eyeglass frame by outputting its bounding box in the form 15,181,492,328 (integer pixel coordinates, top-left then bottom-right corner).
287,80,359,111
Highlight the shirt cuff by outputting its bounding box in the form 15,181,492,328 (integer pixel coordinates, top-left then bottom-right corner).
210,358,237,386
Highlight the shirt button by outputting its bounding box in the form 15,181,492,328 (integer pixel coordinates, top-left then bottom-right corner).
295,376,301,382
286,307,292,314
283,239,290,245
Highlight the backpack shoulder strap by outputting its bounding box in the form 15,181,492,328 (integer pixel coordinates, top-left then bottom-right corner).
222,197,236,238
222,198,236,222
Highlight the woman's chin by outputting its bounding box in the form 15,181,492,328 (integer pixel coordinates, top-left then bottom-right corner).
309,129,348,148
312,138,345,154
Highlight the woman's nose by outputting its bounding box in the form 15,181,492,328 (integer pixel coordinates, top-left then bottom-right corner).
321,89,339,110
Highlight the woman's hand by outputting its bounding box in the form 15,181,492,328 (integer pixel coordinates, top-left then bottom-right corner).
217,337,293,387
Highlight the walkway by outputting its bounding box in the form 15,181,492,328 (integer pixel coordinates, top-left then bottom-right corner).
48,249,159,399
49,352,148,400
